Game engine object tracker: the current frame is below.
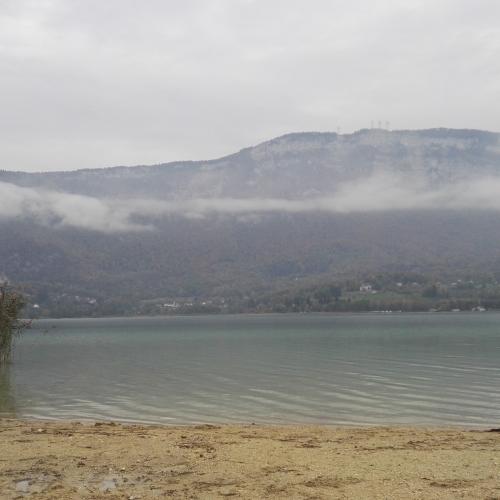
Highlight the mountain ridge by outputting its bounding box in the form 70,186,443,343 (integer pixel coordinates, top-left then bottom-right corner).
1,127,498,175
2,128,500,200
2,127,500,316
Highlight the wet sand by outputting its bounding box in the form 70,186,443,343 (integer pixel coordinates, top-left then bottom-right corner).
0,419,499,499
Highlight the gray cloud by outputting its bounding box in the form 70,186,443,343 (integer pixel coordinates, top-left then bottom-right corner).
0,181,147,232
1,0,500,171
3,175,500,232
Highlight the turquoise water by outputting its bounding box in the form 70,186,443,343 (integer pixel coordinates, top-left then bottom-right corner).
1,313,499,426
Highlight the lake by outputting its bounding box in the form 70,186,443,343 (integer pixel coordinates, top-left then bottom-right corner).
1,313,499,426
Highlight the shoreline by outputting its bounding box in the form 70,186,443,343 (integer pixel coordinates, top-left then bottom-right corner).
3,415,500,430
25,308,499,322
2,419,499,499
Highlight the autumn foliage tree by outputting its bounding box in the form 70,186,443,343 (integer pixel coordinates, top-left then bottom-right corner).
0,286,28,364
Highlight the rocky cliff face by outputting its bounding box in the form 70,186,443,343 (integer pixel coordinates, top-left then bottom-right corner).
2,128,499,199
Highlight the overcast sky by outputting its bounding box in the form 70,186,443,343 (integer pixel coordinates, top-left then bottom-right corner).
1,0,499,172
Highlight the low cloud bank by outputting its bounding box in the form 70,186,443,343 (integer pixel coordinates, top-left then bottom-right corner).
0,182,146,232
2,175,500,232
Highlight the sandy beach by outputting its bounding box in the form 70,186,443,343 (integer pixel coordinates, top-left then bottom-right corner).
0,420,499,499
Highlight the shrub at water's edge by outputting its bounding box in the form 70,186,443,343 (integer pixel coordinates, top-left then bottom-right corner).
0,286,28,364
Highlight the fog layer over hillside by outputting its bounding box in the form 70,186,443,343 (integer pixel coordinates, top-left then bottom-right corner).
2,173,500,232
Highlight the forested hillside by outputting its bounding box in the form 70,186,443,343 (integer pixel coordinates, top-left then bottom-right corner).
2,128,500,316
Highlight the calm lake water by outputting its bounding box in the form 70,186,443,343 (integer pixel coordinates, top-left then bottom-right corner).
1,313,500,426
